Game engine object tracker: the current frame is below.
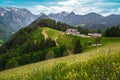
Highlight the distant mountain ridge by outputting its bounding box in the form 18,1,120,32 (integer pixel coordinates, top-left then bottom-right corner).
48,11,120,31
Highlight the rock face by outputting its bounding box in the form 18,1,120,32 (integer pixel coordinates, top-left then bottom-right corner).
0,7,38,39
48,12,120,31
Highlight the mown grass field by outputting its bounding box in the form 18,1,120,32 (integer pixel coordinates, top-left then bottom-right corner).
0,42,120,80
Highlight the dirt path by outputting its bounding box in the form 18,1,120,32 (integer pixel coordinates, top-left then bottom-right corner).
42,30,48,40
42,30,60,46
54,37,59,46
67,49,73,55
62,32,64,35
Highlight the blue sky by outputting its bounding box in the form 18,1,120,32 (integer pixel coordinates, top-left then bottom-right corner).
0,0,120,16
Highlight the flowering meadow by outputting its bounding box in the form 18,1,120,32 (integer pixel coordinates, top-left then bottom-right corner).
0,42,120,80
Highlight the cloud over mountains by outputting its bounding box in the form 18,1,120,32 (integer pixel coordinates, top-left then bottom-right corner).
0,0,120,16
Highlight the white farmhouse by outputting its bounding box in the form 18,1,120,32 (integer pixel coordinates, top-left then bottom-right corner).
66,29,80,35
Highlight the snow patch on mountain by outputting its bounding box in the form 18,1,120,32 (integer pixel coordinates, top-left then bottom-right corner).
0,13,4,16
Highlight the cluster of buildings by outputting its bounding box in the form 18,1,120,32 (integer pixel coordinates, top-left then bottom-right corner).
66,29,102,38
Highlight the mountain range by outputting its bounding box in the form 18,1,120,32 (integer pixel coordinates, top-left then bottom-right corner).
0,7,38,40
0,7,120,40
48,11,120,31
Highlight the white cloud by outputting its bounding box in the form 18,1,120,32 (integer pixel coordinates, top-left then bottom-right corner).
27,0,120,16
101,8,120,16
58,0,80,6
92,2,120,7
28,5,72,15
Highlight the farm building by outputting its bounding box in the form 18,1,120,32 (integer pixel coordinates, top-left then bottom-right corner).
66,29,80,35
88,33,102,37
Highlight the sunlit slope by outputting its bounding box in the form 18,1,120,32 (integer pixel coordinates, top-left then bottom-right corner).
0,39,4,43
0,42,120,80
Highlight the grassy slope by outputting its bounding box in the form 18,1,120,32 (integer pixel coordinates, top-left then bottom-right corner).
0,39,3,42
101,37,120,44
41,27,94,49
32,28,44,40
7,27,120,54
14,27,109,53
39,27,87,49
0,42,120,79
0,28,120,79
41,27,62,39
0,39,4,44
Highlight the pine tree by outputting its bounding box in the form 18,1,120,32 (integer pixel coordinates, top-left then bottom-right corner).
73,38,82,54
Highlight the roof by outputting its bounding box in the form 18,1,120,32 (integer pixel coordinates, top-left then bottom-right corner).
88,33,102,37
66,29,77,31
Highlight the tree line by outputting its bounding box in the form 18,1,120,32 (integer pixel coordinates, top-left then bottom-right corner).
104,25,120,37
30,18,73,32
76,25,120,37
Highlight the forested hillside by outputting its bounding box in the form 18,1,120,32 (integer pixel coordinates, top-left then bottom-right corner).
0,19,83,70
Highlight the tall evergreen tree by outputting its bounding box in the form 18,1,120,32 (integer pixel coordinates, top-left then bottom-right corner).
73,38,82,54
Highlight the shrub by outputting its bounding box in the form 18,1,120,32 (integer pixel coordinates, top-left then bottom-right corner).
5,58,18,69
46,50,55,60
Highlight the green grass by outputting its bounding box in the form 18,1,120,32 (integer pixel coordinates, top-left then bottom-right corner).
32,28,44,40
41,27,62,39
0,39,4,43
42,27,77,48
0,39,4,45
101,37,120,45
0,42,120,80
57,34,75,48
